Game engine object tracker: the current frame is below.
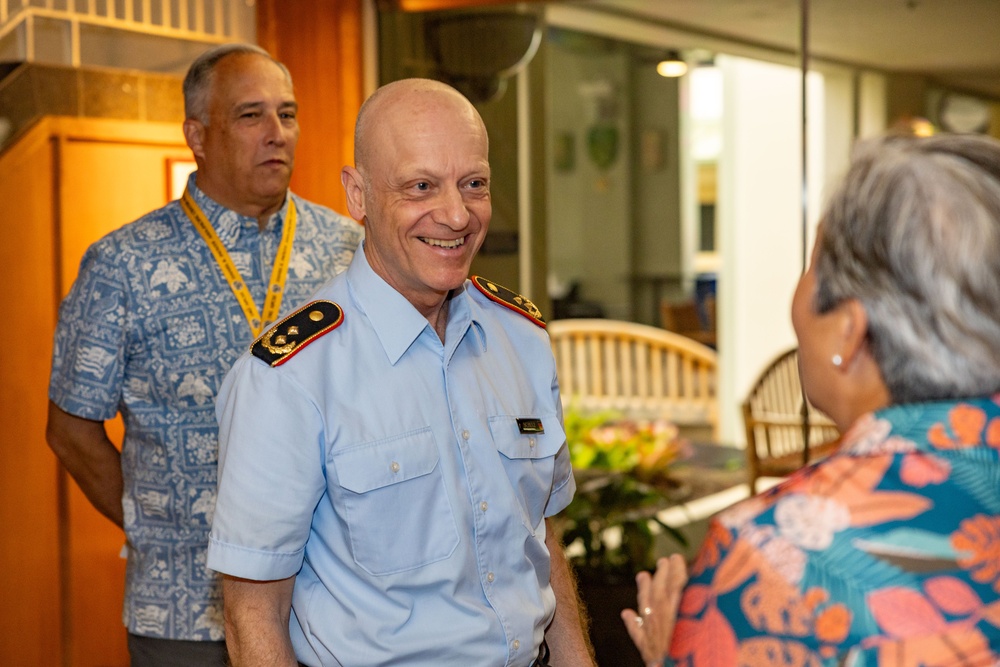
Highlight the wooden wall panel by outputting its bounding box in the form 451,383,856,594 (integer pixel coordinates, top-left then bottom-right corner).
257,0,365,217
0,118,62,667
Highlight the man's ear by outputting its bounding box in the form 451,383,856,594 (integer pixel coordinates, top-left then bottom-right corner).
183,119,206,161
341,166,367,223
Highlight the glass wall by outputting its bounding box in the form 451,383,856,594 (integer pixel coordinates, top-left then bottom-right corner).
544,29,683,324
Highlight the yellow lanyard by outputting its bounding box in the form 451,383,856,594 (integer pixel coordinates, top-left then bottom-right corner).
180,188,297,337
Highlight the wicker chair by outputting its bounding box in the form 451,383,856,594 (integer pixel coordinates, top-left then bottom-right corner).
742,347,840,494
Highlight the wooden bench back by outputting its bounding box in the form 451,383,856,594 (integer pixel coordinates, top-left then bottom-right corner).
547,319,718,436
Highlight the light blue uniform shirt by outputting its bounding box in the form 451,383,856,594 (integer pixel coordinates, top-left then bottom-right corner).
209,242,575,666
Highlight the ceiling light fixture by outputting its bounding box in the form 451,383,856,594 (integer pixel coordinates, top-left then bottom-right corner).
656,51,688,78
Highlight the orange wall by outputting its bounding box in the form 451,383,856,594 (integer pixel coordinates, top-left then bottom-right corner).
258,0,365,218
0,115,62,667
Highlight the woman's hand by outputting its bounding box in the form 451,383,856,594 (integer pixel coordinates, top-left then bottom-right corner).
620,554,688,667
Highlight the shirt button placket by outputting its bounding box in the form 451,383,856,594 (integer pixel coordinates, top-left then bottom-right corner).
460,428,493,588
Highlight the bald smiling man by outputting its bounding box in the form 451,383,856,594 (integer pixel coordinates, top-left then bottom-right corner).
207,79,595,667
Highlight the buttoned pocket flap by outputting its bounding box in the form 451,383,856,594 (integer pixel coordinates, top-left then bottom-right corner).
335,429,439,494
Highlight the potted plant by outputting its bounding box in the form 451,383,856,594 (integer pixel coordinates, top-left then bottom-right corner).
553,408,692,665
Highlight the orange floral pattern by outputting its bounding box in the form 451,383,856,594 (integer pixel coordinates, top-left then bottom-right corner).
953,515,1000,593
668,398,1000,666
814,604,851,644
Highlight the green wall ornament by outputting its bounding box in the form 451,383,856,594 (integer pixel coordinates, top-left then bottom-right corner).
587,124,619,170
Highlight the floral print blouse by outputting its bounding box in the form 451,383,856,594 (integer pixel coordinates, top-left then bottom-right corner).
668,397,1000,666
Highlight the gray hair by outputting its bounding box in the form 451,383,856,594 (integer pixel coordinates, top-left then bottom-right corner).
815,133,1000,403
183,43,292,124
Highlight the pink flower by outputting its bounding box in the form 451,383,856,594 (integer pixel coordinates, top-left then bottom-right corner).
900,454,951,487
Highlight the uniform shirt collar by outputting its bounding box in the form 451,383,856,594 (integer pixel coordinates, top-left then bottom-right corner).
185,171,290,247
346,241,485,364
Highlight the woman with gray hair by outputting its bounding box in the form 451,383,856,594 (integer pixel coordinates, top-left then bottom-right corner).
622,133,1000,666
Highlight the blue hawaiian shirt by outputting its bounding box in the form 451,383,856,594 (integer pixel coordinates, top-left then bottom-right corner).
48,173,362,640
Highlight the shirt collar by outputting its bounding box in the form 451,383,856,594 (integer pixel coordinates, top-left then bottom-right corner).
345,242,485,364
185,172,290,248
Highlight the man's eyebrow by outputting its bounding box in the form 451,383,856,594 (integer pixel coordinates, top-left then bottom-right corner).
233,101,264,115
231,100,298,114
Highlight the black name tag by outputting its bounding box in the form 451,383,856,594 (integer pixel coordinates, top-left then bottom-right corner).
516,418,544,434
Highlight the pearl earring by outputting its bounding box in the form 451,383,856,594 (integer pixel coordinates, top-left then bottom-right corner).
832,354,843,367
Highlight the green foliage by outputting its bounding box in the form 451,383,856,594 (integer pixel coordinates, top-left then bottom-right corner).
556,407,690,584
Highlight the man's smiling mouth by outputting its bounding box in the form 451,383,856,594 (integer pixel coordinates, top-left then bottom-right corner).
420,236,466,249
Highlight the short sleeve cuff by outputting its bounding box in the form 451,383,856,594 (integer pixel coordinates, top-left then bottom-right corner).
544,469,576,518
206,536,304,581
48,389,120,422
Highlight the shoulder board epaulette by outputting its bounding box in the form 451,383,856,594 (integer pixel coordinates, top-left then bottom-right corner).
471,276,545,329
251,300,344,367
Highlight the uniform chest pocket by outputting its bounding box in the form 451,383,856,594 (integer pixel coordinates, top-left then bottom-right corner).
489,415,566,533
333,428,459,575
